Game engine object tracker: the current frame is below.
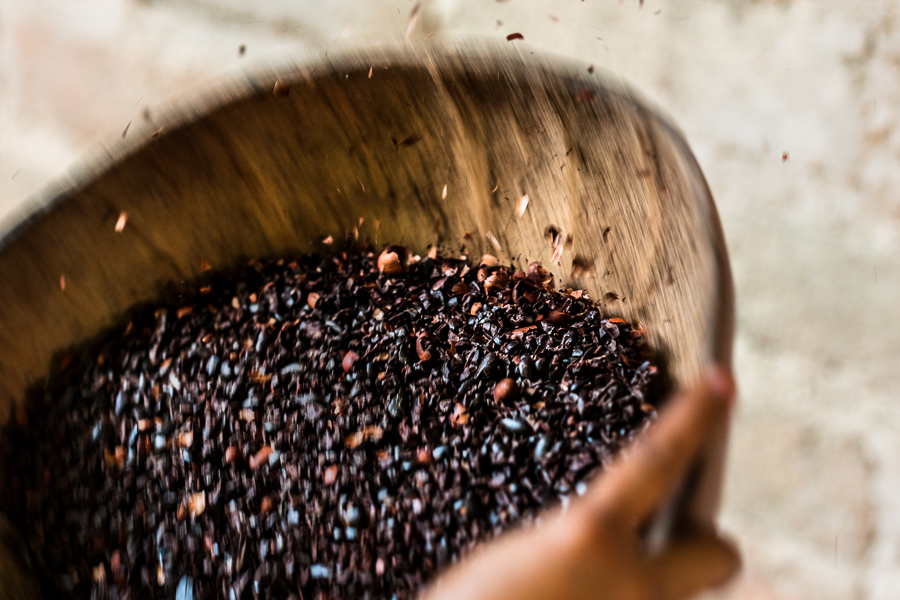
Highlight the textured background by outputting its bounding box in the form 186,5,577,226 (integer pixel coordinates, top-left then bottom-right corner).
1,1,898,598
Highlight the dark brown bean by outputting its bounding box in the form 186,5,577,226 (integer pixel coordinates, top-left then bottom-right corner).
0,244,660,600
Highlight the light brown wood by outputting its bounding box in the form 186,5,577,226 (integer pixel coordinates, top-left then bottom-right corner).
0,39,733,594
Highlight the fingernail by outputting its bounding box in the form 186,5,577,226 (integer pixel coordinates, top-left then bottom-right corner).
706,365,735,403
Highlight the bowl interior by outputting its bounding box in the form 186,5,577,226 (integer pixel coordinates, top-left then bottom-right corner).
0,44,733,580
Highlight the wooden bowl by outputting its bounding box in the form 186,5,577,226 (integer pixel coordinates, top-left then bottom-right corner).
0,40,733,596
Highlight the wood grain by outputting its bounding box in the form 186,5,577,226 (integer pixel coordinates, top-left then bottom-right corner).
0,40,733,594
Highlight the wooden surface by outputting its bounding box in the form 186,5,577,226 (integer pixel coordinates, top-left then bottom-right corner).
0,39,733,594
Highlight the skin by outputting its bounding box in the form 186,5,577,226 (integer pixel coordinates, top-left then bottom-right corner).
422,366,740,600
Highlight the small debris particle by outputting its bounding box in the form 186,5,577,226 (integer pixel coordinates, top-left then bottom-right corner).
322,235,334,245
368,65,373,79
398,134,420,147
516,194,529,217
59,275,66,291
407,1,422,40
486,231,502,252
307,293,320,309
506,33,525,41
238,44,246,56
782,151,790,163
571,255,595,277
442,184,448,199
273,80,291,98
577,89,596,103
550,229,565,263
587,64,594,74
114,212,128,233
121,121,131,139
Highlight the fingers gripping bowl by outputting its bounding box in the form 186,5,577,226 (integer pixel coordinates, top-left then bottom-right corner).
0,41,733,596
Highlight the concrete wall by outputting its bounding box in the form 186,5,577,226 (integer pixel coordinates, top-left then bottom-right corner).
2,0,898,597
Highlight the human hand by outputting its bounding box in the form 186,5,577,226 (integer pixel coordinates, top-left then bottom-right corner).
422,366,739,600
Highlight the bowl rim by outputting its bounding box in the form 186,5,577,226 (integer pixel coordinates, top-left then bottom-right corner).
0,37,734,541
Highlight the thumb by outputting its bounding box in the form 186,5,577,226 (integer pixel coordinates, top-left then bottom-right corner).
650,525,741,600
